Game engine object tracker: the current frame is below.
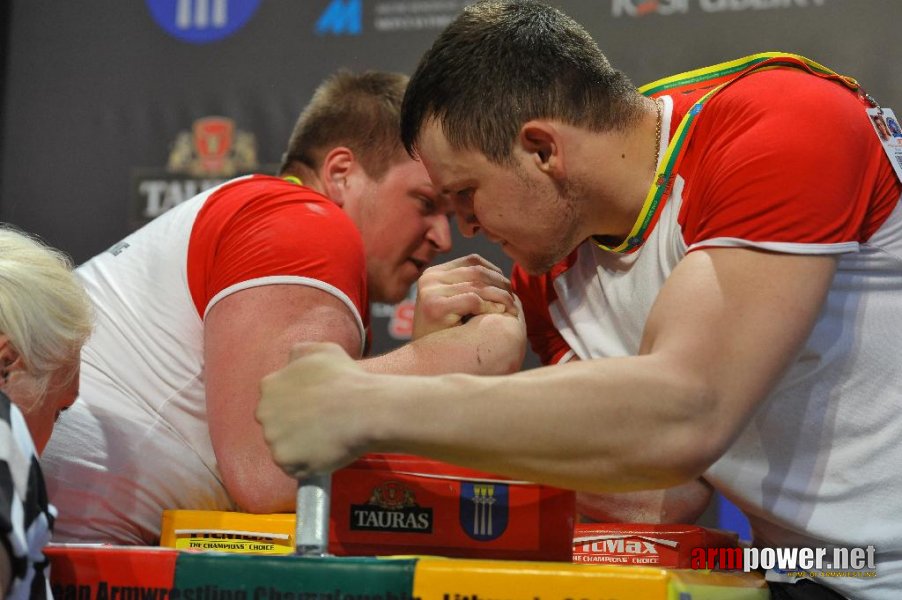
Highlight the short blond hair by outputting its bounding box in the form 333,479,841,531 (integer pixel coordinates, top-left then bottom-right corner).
279,70,409,180
0,225,92,405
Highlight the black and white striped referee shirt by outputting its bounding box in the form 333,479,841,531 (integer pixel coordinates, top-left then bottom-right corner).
0,391,54,599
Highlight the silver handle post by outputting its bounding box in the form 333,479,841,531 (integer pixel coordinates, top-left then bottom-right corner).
295,473,331,556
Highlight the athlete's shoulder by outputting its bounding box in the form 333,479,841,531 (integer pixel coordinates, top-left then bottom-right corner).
197,174,358,239
211,174,339,209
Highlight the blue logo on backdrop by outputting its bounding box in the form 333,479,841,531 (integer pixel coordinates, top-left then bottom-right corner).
316,0,362,36
145,0,262,44
459,482,509,541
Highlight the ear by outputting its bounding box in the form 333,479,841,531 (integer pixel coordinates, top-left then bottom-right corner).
0,335,22,384
318,147,357,207
518,120,565,179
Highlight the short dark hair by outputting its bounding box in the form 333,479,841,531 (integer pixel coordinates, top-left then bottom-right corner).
401,0,643,164
281,70,408,179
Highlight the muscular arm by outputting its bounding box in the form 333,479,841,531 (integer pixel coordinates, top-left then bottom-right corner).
259,248,837,492
577,480,714,524
205,284,363,514
565,355,712,524
209,258,523,513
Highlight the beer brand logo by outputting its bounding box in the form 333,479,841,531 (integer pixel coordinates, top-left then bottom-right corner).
145,0,262,44
459,482,508,541
169,116,257,177
131,116,266,226
350,481,433,533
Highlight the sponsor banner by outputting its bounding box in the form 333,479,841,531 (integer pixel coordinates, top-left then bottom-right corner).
172,553,417,598
49,546,416,599
145,0,263,44
372,288,417,342
411,557,768,600
48,548,768,600
158,454,573,561
131,115,276,227
572,523,738,568
47,545,178,600
315,0,470,36
611,0,827,18
334,469,533,551
330,453,574,561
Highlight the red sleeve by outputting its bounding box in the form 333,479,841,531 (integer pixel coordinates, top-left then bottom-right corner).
186,176,368,325
677,68,900,252
511,263,573,366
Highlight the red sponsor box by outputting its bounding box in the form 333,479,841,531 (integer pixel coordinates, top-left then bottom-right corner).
329,454,575,561
572,523,739,568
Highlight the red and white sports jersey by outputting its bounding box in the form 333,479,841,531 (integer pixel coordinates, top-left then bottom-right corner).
41,175,368,544
514,69,902,599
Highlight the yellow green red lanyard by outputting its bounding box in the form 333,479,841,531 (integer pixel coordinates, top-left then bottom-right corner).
594,52,867,254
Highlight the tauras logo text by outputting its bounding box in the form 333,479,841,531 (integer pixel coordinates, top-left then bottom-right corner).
350,506,432,532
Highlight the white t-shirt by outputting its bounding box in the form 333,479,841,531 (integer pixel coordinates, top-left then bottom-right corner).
41,175,368,544
514,69,902,599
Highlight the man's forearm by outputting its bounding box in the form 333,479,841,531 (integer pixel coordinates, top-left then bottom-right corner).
364,354,723,493
577,479,714,524
360,312,524,376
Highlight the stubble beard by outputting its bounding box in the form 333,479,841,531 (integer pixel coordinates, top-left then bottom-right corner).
520,175,585,275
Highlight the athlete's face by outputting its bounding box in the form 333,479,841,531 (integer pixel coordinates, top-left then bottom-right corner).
416,121,582,275
352,157,452,304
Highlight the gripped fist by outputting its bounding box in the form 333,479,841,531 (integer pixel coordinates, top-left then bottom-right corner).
412,254,518,340
256,342,370,480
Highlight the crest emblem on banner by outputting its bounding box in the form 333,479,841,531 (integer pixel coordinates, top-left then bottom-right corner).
168,116,257,177
131,115,265,225
459,482,508,541
193,117,233,173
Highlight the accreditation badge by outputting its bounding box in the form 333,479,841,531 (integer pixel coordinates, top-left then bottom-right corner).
867,107,902,182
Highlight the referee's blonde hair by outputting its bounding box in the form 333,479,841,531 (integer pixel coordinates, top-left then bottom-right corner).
0,225,92,407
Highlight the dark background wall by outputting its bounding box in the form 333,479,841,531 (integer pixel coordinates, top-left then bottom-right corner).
2,0,900,535
4,1,900,266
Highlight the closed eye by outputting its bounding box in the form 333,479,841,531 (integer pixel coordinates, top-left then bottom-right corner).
416,194,437,215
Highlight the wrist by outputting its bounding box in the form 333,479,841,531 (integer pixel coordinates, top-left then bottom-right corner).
360,373,411,453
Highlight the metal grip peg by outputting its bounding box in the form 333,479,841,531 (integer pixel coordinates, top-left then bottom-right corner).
295,473,331,556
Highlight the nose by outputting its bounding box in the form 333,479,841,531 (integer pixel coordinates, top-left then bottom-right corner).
452,194,480,238
454,211,481,238
426,214,453,253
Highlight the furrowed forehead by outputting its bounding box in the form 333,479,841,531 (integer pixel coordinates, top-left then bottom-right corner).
414,122,473,188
